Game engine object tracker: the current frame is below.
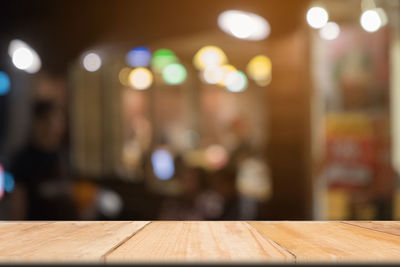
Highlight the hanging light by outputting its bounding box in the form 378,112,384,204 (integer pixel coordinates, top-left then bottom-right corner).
8,39,41,74
218,10,270,40
306,7,329,29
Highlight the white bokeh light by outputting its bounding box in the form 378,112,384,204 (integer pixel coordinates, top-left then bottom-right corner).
129,68,153,90
203,65,224,84
97,189,123,218
218,10,270,41
360,9,382,32
225,71,248,92
82,52,102,72
9,39,41,73
306,7,329,29
319,22,340,40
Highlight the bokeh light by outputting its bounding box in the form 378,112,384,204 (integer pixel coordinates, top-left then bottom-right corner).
4,172,15,193
205,145,228,170
246,55,271,86
0,71,11,96
218,10,270,40
119,67,132,86
306,7,329,29
225,70,248,92
9,39,41,74
128,68,153,90
82,52,102,72
126,46,152,67
360,9,382,32
217,64,236,86
375,7,388,27
152,49,178,73
319,22,340,40
0,165,4,199
151,149,175,180
236,158,271,201
162,63,187,85
193,46,227,71
203,65,224,84
97,189,123,218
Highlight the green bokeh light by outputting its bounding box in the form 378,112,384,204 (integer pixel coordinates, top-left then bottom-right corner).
152,49,178,72
162,63,187,85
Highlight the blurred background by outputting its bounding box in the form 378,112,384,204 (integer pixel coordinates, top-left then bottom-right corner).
0,0,399,220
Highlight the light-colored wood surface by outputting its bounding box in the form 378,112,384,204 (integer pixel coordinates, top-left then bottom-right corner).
0,221,149,263
344,221,400,236
250,221,400,263
1,221,400,263
105,221,294,263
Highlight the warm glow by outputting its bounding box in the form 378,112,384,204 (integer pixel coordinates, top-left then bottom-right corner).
119,67,132,86
193,46,227,71
205,145,228,170
218,10,270,40
246,55,271,86
360,9,382,32
319,22,340,40
306,7,329,29
82,52,102,72
128,68,153,90
9,39,41,73
217,64,236,86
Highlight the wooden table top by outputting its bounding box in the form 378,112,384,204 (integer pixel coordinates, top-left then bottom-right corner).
0,221,400,264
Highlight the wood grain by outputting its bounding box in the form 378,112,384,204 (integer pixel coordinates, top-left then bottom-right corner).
105,221,294,263
0,221,149,263
250,221,400,263
1,221,400,263
344,221,400,236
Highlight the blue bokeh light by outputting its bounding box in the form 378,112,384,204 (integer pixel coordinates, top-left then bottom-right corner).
151,149,175,180
126,46,152,67
4,172,15,193
0,71,10,96
0,165,4,198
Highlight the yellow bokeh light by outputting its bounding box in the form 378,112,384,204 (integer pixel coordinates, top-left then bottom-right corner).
119,67,132,86
193,46,227,71
247,55,272,86
217,64,236,86
128,68,153,90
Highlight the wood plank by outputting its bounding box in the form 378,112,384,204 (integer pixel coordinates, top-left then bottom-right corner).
105,221,294,263
0,221,149,263
250,221,400,263
344,221,400,237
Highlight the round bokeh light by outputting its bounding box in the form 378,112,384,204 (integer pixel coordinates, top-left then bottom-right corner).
128,68,153,90
126,46,152,67
225,70,248,92
193,46,227,71
152,49,178,73
162,63,187,85
151,149,175,180
83,52,102,72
